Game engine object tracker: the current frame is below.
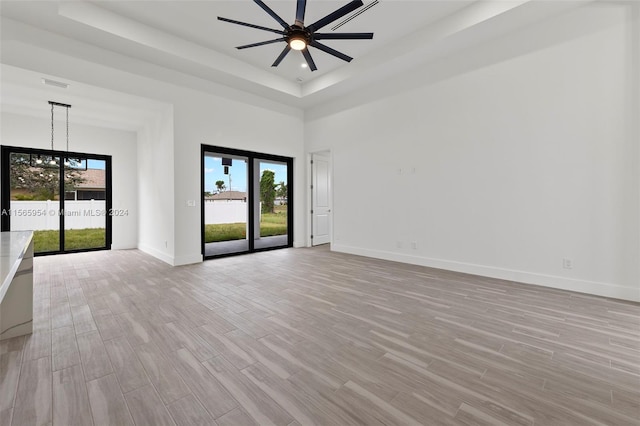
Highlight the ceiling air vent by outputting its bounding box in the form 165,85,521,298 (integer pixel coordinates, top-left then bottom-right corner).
42,78,69,89
331,0,379,31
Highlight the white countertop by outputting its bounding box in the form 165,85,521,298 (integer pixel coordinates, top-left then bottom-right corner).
0,231,33,302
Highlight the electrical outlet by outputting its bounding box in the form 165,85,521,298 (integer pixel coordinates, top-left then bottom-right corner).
562,258,573,269
186,200,196,207
411,241,418,249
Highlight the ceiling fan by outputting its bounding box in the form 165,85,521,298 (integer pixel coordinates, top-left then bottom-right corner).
218,0,374,72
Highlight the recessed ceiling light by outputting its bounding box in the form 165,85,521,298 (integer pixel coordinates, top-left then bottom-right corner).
301,63,308,68
42,78,69,89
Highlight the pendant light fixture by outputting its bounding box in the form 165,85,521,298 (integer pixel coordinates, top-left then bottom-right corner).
48,101,72,166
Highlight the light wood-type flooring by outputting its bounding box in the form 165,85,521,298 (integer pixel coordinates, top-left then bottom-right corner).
1,246,639,425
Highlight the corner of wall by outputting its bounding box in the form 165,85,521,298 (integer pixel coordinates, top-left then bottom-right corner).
173,253,203,266
138,243,174,266
136,104,176,264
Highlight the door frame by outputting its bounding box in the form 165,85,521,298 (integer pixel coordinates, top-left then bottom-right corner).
307,150,332,247
201,144,294,259
1,145,113,255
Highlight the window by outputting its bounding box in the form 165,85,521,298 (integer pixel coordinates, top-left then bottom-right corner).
1,146,112,255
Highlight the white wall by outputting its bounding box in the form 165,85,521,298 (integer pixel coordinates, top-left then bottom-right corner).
0,112,138,249
171,86,304,265
136,106,176,263
1,19,305,265
3,2,637,302
306,3,640,301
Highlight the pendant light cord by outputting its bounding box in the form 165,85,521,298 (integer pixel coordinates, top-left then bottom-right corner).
51,103,55,151
66,106,69,153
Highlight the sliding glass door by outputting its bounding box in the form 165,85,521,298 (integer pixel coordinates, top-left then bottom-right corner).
6,152,62,253
1,146,112,255
64,158,108,250
201,145,293,259
254,159,290,250
202,152,249,257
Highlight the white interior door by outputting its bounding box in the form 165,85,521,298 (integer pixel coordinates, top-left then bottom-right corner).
312,153,331,246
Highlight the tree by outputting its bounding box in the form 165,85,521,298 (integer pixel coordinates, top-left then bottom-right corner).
215,180,226,193
276,181,287,204
259,170,275,213
10,153,85,200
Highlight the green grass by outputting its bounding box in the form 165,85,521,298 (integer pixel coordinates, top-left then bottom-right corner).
34,228,106,253
204,206,288,243
204,222,247,243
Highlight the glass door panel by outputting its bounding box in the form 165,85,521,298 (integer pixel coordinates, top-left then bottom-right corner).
8,152,61,254
254,159,289,250
2,146,111,255
63,158,107,250
203,152,249,256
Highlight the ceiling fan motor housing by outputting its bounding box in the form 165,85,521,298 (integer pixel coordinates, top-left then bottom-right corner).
286,26,311,49
218,0,373,71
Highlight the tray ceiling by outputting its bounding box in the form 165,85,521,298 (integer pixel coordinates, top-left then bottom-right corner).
0,1,593,108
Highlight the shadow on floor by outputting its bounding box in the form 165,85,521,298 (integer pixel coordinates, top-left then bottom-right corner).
204,235,288,257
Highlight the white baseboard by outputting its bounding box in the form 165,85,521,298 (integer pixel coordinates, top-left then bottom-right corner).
135,245,201,266
332,244,640,302
138,244,174,266
111,243,137,250
173,253,203,266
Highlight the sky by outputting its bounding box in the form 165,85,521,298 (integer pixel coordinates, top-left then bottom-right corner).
87,159,105,169
78,157,286,192
63,158,104,169
204,156,287,194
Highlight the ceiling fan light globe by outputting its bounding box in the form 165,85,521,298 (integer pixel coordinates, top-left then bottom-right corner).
290,38,306,50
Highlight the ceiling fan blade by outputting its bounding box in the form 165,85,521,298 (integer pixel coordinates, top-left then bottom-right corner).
253,0,289,29
302,48,318,71
307,0,363,32
310,41,353,62
236,38,286,50
314,32,373,40
295,0,307,26
217,17,284,35
272,45,292,67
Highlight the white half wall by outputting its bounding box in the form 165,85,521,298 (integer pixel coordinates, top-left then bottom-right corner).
305,3,640,301
0,112,138,249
